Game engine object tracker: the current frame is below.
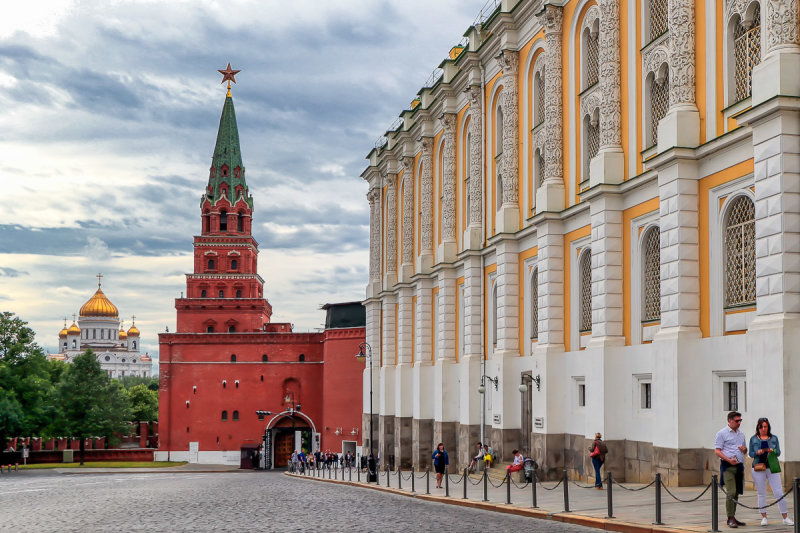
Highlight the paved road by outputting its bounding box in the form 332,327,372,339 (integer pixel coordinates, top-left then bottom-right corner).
0,470,596,532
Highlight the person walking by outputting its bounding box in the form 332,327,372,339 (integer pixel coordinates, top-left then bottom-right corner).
749,417,793,526
715,411,748,528
432,443,449,489
588,432,608,489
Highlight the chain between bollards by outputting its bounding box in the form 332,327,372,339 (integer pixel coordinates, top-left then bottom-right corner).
532,469,538,508
483,468,489,502
710,474,719,532
654,472,663,525
463,468,468,499
607,471,615,518
445,467,450,497
506,470,512,505
426,467,430,495
563,470,570,512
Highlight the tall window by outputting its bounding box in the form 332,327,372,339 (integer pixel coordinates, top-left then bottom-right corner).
642,227,661,322
649,70,669,146
221,410,228,421
237,213,244,233
219,210,228,231
649,0,668,40
534,71,545,127
583,112,600,178
724,196,756,307
579,249,592,332
584,25,599,88
530,268,539,339
495,106,504,157
734,5,761,102
491,282,498,347
230,259,238,270
232,410,239,421
208,259,215,270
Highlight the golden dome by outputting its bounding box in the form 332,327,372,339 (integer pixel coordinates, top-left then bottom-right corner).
118,327,128,339
67,322,81,335
127,324,140,337
58,327,69,338
79,287,119,318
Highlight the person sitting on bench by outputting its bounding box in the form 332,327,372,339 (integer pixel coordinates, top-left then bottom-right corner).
506,449,524,473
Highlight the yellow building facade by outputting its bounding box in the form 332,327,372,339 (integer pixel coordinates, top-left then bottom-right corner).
361,0,800,485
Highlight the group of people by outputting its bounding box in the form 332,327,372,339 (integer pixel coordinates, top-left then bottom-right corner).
467,442,495,472
295,449,357,470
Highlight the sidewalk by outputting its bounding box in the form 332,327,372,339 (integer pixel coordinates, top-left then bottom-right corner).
288,469,797,533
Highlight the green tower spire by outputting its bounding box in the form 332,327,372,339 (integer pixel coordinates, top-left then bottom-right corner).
202,91,253,208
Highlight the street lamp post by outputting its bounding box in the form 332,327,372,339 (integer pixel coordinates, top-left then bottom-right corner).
355,342,376,482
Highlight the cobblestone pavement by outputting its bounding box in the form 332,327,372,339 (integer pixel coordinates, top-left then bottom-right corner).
0,470,596,532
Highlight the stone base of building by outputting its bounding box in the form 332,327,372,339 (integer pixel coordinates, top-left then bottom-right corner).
457,423,481,469
393,416,413,468
379,415,395,468
411,418,433,470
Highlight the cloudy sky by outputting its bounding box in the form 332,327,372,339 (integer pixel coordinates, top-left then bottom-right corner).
0,0,486,362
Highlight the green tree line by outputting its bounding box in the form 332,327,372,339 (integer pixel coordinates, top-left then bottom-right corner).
0,312,158,464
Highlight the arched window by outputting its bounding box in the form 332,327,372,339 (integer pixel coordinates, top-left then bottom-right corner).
231,259,238,270
495,106,504,157
579,249,592,332
232,410,239,421
228,325,236,332
72,339,77,349
724,196,756,307
530,267,539,339
208,259,215,270
642,227,661,322
534,71,545,127
235,289,242,298
201,289,207,298
202,214,210,234
535,149,545,188
583,111,600,179
132,341,137,350
237,213,244,233
649,0,668,41
262,354,268,362
582,22,599,89
219,210,228,231
207,325,215,333
491,281,498,347
733,4,761,102
298,354,305,362
230,354,237,362
218,290,224,298
221,410,228,421
648,68,670,147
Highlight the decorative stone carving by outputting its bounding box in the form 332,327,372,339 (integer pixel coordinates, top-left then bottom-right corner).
580,84,603,122
466,85,483,227
385,172,398,274
441,113,457,242
598,0,622,149
668,0,696,107
644,45,670,78
367,187,382,283
765,0,800,53
401,157,415,265
420,136,434,253
497,49,520,205
541,4,564,185
582,5,601,35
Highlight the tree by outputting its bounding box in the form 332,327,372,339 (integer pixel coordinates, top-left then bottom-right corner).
117,375,158,392
0,311,40,365
55,350,131,464
127,384,158,423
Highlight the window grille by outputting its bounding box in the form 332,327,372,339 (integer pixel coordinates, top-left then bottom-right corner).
724,196,756,307
734,6,761,102
536,151,545,187
586,31,599,87
535,73,545,126
650,0,668,39
642,227,661,321
580,249,592,332
531,268,539,339
650,75,669,146
586,118,600,167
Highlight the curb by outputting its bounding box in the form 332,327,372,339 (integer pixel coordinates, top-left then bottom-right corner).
285,472,697,533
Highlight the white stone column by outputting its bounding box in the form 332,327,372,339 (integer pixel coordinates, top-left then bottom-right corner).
534,219,565,353
379,293,396,460
465,85,484,250
419,137,434,273
497,50,520,233
394,286,414,464
367,187,382,298
590,0,624,185
384,172,398,288
440,113,458,262
657,0,701,150
752,0,800,104
401,158,415,283
536,4,566,212
459,255,484,441
434,268,458,428
363,299,382,442
587,193,625,347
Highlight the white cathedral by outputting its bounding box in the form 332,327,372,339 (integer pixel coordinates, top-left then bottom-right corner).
49,277,152,378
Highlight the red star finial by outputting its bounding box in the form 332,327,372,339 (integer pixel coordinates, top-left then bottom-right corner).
218,63,240,91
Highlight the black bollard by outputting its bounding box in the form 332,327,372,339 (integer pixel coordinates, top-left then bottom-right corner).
445,467,450,497
483,468,489,502
711,474,719,532
532,469,538,508
386,465,390,488
411,466,415,493
349,467,352,482
654,472,663,525
426,467,430,495
607,471,615,518
357,464,361,483
398,467,402,490
793,477,798,533
463,468,468,499
506,470,511,505
563,470,570,512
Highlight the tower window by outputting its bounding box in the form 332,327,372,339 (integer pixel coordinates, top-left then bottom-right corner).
218,290,224,298
231,259,238,270
221,410,228,421
232,410,239,421
220,210,228,231
262,354,268,362
132,341,136,349
201,289,207,298
237,214,244,233
299,354,305,362
208,259,215,270
230,354,237,362
228,325,236,332
235,290,242,298
207,325,215,333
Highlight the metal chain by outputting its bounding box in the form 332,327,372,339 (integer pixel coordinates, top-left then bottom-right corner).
399,471,413,481
662,482,712,503
570,480,598,489
720,483,794,510
448,472,465,485
487,475,507,488
612,478,657,491
467,473,484,485
537,477,564,491
509,476,530,489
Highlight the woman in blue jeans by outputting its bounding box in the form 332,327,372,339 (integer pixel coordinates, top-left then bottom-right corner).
588,432,608,489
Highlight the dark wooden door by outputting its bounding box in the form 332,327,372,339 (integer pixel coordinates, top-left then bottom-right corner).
274,432,293,467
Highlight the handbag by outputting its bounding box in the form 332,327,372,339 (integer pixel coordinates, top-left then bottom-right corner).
767,451,781,474
590,444,600,458
753,461,767,472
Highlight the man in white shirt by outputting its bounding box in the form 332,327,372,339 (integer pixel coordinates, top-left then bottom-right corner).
715,411,747,528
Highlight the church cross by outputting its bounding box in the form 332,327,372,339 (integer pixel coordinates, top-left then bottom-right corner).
96,273,103,287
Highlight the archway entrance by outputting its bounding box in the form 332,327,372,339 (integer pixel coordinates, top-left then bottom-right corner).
262,410,317,469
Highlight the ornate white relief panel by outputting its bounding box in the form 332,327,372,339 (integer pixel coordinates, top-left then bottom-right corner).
401,157,414,265
466,85,483,227
598,0,622,149
420,136,434,252
497,49,520,205
441,113,457,242
668,0,697,106
764,0,800,52
541,4,564,185
385,172,398,274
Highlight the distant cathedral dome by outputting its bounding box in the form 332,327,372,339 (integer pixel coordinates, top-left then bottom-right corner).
67,322,81,335
119,327,128,339
127,323,140,337
58,326,69,338
79,286,119,318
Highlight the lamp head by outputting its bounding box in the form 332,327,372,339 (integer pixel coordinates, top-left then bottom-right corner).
477,384,486,394
355,346,367,363
518,382,528,393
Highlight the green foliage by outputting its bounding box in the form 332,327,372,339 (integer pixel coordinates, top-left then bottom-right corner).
0,311,41,364
117,375,158,392
127,384,158,423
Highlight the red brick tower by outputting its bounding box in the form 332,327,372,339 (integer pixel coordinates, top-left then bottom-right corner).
175,87,272,334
